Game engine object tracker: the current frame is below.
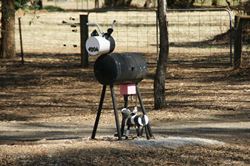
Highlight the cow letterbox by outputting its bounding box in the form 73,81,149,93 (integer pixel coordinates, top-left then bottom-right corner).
87,20,153,140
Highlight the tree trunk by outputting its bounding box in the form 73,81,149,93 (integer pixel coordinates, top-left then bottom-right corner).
243,0,250,15
114,0,124,6
125,0,133,6
167,0,175,8
104,0,112,7
95,0,99,8
189,0,195,7
104,0,132,7
37,0,43,9
1,0,16,59
154,0,169,109
212,0,218,6
144,0,152,8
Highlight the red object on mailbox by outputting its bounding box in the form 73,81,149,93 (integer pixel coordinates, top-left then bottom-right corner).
120,84,136,95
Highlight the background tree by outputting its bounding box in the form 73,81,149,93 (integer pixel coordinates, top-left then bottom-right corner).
243,0,250,14
167,0,195,8
154,0,169,109
95,0,99,8
1,0,16,59
1,0,41,59
104,0,133,7
212,0,218,6
144,0,152,8
33,0,43,9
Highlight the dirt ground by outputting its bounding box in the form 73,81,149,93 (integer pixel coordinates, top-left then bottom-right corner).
0,49,250,165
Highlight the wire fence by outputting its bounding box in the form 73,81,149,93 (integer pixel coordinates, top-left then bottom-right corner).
15,12,82,54
167,8,233,65
88,10,158,55
15,10,158,58
15,8,233,66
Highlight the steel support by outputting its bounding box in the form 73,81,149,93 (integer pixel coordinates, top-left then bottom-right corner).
136,84,153,139
110,85,122,140
91,85,106,139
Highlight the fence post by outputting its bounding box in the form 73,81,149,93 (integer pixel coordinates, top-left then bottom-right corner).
18,17,24,65
80,14,89,68
234,16,242,68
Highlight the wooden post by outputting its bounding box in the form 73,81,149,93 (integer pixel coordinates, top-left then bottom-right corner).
18,17,24,65
234,15,250,68
80,14,89,68
234,16,242,68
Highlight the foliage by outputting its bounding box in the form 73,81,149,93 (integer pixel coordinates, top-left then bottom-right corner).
43,5,64,12
14,0,42,10
14,0,30,10
167,0,195,8
243,0,250,14
104,0,133,7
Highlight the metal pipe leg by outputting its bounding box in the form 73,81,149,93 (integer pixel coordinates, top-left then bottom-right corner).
121,95,129,136
145,125,150,140
91,85,106,139
146,124,153,138
121,115,126,136
124,95,129,108
136,85,153,138
110,85,122,140
125,125,131,139
136,126,141,137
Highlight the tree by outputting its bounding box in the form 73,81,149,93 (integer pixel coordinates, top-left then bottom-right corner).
1,0,16,59
104,0,133,7
144,0,157,8
154,0,169,109
243,0,250,14
212,0,218,6
95,0,99,8
34,0,43,9
167,0,195,8
0,0,41,59
144,0,152,8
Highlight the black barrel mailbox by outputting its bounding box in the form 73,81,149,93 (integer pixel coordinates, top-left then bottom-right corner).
88,20,153,140
94,53,147,85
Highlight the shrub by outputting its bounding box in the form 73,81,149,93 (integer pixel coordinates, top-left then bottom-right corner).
43,5,64,12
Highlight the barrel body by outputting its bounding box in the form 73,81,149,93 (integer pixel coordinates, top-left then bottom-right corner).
94,53,147,85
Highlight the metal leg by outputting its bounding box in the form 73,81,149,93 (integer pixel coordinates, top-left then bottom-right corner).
140,126,144,137
124,95,129,108
121,116,126,136
136,84,153,138
121,95,129,136
136,126,141,137
145,125,150,140
110,85,122,140
91,85,106,139
126,125,131,139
